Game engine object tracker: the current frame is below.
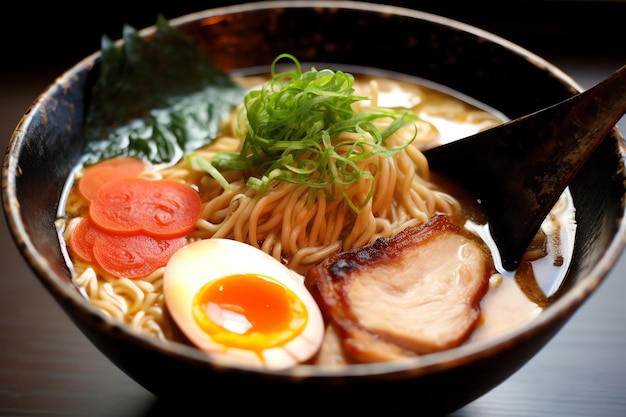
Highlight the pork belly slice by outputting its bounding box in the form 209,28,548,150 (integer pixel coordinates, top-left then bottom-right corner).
306,214,492,363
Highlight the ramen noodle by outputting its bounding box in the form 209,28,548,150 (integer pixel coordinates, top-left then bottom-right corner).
59,69,571,352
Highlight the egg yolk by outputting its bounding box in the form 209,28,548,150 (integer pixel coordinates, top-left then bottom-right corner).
192,273,308,354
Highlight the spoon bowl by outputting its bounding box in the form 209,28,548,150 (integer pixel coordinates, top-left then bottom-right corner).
423,63,626,271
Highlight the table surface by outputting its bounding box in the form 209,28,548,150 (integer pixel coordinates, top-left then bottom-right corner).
1,8,625,416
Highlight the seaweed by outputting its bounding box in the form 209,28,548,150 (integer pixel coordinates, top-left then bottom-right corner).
83,15,247,166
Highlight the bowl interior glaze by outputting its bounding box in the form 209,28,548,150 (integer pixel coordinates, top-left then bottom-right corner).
3,1,626,414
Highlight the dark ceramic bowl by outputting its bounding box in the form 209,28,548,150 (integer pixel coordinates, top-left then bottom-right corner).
3,1,626,414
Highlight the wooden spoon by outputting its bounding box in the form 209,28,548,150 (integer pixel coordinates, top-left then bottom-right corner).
422,64,626,271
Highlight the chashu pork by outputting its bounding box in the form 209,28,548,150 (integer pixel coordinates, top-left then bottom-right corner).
305,214,493,364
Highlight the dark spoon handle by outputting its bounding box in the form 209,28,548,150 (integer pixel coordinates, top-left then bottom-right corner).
423,64,626,271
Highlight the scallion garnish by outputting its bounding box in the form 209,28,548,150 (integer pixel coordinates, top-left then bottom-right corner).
196,53,418,211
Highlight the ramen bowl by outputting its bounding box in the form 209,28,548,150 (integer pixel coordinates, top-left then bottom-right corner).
3,1,626,414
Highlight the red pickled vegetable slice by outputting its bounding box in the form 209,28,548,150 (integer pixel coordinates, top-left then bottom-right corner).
88,177,202,238
68,217,187,278
92,233,187,278
68,218,98,263
139,180,203,238
78,157,146,201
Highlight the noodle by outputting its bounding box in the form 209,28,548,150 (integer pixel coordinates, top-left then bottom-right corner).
63,73,504,340
177,113,459,274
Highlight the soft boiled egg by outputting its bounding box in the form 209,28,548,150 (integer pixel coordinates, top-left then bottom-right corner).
163,238,325,369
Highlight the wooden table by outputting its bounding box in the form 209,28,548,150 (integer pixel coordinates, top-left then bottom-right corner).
1,6,625,415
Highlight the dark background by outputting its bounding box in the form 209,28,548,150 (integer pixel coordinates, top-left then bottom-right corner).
4,0,626,72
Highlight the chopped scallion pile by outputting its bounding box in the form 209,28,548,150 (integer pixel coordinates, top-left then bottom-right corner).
192,53,418,211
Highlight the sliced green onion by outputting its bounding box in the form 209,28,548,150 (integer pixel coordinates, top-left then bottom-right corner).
197,53,418,210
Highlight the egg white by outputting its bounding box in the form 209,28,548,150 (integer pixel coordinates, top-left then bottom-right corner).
163,238,325,369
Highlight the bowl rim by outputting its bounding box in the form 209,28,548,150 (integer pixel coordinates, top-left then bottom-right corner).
3,0,626,379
